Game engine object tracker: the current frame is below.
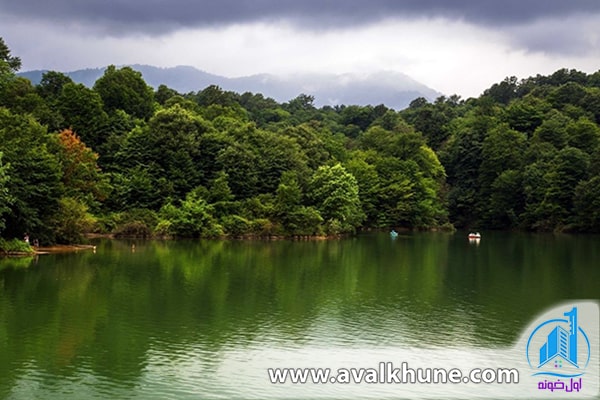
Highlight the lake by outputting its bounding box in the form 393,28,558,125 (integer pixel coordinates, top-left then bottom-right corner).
0,232,598,399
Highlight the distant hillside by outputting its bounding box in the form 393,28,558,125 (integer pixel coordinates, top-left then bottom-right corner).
19,65,441,110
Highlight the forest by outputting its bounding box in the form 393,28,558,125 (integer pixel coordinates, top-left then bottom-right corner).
1,37,600,246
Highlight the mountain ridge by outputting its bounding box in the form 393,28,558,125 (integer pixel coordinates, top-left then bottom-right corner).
19,65,442,110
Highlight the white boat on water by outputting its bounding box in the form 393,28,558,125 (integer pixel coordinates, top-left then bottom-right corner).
468,232,481,239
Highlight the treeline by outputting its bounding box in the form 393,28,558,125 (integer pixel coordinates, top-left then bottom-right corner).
1,38,599,244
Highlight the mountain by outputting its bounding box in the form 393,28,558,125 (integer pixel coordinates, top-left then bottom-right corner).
19,65,441,110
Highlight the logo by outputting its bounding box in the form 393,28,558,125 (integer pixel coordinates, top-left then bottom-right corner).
526,306,591,393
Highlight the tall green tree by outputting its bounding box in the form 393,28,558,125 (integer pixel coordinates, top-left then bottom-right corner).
37,71,73,100
274,171,323,235
531,110,571,149
0,109,62,242
566,117,600,153
0,37,21,91
0,152,11,234
505,96,549,136
574,176,600,232
115,104,211,202
308,164,364,234
58,82,109,148
155,84,179,105
541,147,590,227
478,124,526,225
34,71,73,130
94,65,155,119
440,115,488,228
345,152,381,226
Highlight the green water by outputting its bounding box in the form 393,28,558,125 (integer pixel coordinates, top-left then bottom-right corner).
0,232,598,398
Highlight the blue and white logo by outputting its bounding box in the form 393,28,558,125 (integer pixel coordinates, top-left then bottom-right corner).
526,306,591,378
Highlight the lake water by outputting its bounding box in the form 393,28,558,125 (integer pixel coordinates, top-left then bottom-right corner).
0,232,598,399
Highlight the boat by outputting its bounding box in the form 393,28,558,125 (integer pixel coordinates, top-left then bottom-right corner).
390,230,399,238
468,232,481,239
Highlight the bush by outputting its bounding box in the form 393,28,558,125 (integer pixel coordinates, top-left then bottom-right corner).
154,220,172,237
158,193,223,238
282,206,323,236
324,218,343,236
52,197,96,244
249,218,275,236
110,209,158,237
221,215,251,236
0,238,34,254
113,221,153,237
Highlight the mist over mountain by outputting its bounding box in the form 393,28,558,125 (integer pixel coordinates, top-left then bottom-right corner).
20,65,441,110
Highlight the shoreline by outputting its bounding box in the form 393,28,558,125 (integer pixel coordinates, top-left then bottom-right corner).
33,244,97,255
1,227,454,257
1,244,97,257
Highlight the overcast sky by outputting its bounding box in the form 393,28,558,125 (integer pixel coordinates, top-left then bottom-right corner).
1,0,599,98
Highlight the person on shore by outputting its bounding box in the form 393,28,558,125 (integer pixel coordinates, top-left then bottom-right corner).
24,233,29,244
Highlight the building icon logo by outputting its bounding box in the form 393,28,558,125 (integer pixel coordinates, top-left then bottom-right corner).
526,306,591,378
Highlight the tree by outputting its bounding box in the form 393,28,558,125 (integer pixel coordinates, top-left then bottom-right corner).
478,124,526,217
217,142,259,199
375,158,417,226
0,109,62,242
195,85,239,107
252,130,307,195
0,76,53,124
340,105,376,132
108,167,171,211
115,104,211,201
207,171,234,204
58,82,109,148
581,88,600,123
505,96,549,136
532,110,571,149
157,191,222,237
53,129,110,208
239,92,287,126
207,171,235,219
283,94,319,124
274,171,323,235
94,65,155,119
345,153,381,226
483,76,518,105
281,123,330,170
487,169,524,228
437,111,494,227
566,117,600,153
37,71,73,100
0,37,21,72
0,152,12,234
308,164,364,234
549,82,587,109
542,147,590,225
0,37,21,91
574,176,600,232
155,84,179,105
51,197,95,244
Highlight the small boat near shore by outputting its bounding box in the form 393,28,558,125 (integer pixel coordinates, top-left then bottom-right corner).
390,230,399,238
468,232,481,239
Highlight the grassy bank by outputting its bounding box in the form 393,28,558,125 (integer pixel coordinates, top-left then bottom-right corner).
0,238,34,255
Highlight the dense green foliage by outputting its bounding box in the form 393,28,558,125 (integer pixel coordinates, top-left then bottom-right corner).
0,238,33,254
0,37,599,243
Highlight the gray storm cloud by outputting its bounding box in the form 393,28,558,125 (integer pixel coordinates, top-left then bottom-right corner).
1,0,598,81
1,0,599,33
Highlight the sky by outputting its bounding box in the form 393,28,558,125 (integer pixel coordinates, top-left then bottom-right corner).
1,0,599,98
